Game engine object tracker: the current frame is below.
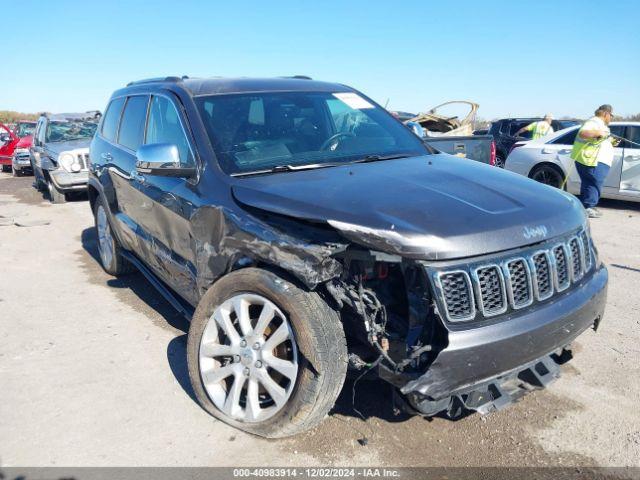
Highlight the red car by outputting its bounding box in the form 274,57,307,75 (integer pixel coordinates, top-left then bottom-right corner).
0,123,19,172
11,121,37,176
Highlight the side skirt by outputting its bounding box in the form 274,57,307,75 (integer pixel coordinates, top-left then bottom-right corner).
121,250,195,321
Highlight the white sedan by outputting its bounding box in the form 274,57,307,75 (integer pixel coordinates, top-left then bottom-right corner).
505,122,640,202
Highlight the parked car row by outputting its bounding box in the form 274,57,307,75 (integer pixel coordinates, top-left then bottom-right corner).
504,122,640,203
488,117,580,167
0,120,36,175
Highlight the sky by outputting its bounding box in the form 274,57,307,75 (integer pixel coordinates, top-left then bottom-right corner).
2,0,639,119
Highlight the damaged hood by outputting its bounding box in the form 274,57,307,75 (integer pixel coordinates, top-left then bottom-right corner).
45,138,91,156
231,154,586,260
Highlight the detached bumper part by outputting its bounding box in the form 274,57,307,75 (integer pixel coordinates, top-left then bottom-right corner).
405,348,570,417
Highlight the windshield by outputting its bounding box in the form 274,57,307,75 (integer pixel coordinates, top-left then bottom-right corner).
46,120,98,143
195,91,429,175
16,122,36,137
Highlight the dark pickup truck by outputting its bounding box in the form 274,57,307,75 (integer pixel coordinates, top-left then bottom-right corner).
89,76,607,438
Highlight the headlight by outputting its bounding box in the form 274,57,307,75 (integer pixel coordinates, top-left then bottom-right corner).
58,153,82,172
59,153,75,172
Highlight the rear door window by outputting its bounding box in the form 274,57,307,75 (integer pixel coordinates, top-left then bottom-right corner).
510,121,532,138
101,97,125,142
118,95,149,151
612,125,631,148
145,95,193,165
550,129,578,145
624,126,640,149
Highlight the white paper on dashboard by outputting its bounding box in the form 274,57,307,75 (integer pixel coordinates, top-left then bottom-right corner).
332,92,374,109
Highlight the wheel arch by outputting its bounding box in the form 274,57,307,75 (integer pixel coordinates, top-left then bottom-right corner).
528,161,566,179
87,184,99,214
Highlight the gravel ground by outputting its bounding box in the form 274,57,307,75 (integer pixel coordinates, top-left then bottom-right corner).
1,171,639,470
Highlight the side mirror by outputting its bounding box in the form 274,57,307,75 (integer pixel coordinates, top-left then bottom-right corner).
135,143,196,178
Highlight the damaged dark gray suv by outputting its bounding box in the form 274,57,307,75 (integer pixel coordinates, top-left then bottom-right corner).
89,76,607,438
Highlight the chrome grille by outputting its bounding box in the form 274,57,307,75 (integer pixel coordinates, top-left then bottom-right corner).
580,231,592,271
505,259,532,308
569,237,582,280
474,266,506,316
433,228,594,322
532,252,553,300
76,153,89,170
553,245,570,291
438,271,474,321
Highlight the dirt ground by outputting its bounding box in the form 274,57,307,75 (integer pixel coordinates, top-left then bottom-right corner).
1,171,639,469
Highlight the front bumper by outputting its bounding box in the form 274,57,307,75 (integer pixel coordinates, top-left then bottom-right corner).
50,170,88,191
13,157,32,172
394,264,608,414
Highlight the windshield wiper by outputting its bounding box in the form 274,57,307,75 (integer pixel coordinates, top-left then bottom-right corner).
231,162,343,177
351,154,412,164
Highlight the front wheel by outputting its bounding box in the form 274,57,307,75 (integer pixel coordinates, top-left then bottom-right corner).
187,268,348,438
47,178,66,203
530,164,565,189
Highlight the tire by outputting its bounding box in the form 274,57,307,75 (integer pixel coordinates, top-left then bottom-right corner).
1,165,10,173
12,167,21,177
93,197,135,276
494,155,505,168
187,268,348,438
47,178,67,203
530,164,565,189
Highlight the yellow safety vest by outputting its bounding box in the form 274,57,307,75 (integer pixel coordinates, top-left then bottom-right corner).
531,121,551,140
571,117,609,167
528,121,551,140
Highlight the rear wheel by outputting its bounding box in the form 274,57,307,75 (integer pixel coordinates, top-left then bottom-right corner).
94,198,135,275
494,155,505,168
530,164,565,189
1,165,11,173
187,268,348,438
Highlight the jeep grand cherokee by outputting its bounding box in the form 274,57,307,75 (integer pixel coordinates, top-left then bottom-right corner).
88,76,607,438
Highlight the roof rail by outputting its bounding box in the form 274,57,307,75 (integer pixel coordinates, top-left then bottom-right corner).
281,75,312,80
126,76,185,87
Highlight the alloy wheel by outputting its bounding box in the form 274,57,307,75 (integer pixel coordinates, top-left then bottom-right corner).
199,294,299,423
532,167,563,189
96,206,114,269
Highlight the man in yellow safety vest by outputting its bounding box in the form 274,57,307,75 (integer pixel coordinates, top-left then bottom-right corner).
571,104,617,218
515,114,554,140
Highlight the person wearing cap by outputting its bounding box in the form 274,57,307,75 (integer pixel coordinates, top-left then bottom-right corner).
571,104,618,218
515,114,555,140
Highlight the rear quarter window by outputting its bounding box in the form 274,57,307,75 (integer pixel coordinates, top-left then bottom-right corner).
550,129,578,145
101,97,126,142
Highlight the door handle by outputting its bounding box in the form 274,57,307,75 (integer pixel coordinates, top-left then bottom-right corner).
101,152,112,161
541,148,555,154
625,155,640,162
558,149,572,155
129,169,146,183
